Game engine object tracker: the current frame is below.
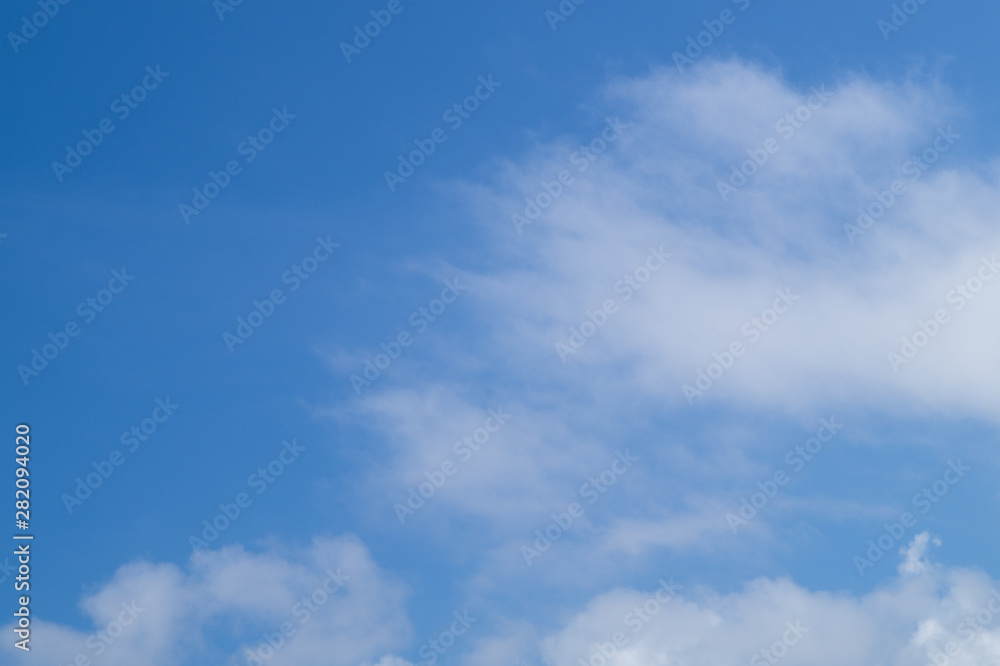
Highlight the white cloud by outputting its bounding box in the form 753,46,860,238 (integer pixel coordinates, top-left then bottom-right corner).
0,535,410,666
341,385,611,532
900,531,943,575
538,537,1000,666
361,656,415,666
320,59,1000,574
10,532,1000,666
454,59,1000,421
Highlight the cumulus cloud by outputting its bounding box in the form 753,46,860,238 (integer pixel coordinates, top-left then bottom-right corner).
1,535,410,666
10,532,1000,666
536,536,1000,666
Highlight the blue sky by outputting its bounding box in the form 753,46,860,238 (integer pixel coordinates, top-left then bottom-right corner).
4,1,1000,665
